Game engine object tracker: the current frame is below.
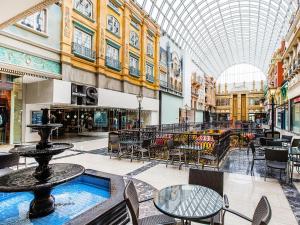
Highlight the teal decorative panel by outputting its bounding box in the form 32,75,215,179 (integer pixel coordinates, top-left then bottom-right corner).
0,46,61,75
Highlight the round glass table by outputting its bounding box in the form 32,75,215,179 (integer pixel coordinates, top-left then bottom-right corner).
153,184,223,224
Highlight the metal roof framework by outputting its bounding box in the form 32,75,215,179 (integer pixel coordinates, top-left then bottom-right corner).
134,0,297,77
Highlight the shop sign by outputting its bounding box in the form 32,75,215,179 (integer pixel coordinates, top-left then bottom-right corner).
71,83,98,105
293,96,300,103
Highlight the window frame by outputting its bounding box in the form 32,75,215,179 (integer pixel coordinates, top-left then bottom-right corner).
146,62,154,83
105,40,121,71
18,9,48,36
73,0,94,21
129,53,140,77
107,15,120,37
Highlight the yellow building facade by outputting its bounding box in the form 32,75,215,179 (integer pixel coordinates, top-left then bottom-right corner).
60,0,160,97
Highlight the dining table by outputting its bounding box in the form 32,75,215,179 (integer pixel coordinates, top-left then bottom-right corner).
153,184,223,225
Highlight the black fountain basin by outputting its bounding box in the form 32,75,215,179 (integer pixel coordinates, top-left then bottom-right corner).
0,163,84,192
9,143,74,157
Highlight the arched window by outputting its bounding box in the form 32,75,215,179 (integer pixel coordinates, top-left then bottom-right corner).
19,9,47,33
129,31,139,48
107,15,120,36
74,0,93,19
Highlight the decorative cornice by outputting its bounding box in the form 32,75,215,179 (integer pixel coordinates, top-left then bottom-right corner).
0,0,59,30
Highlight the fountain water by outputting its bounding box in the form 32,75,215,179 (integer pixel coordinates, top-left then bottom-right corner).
0,108,84,218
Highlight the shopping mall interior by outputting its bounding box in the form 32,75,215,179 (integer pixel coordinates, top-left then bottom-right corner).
0,0,300,225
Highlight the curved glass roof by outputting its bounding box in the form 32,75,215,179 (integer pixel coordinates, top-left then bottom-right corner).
134,0,297,77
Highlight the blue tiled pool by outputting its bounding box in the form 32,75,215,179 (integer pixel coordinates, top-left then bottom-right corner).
0,175,111,225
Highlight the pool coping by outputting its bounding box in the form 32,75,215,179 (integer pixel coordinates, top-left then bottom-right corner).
65,169,128,225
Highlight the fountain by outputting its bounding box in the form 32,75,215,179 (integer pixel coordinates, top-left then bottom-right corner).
0,109,129,224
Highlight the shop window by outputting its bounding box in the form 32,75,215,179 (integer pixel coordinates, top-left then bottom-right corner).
129,31,139,48
107,15,120,36
106,42,121,71
19,9,47,33
146,63,154,82
291,101,300,133
129,55,139,77
72,27,95,60
74,0,93,19
147,41,154,57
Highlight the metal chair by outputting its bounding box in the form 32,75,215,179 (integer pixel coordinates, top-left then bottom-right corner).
124,180,176,225
265,140,282,147
130,139,151,162
291,138,300,147
281,135,293,143
108,134,123,159
222,196,271,225
189,169,229,225
166,139,184,169
249,142,265,174
264,148,288,181
265,131,280,138
0,153,20,169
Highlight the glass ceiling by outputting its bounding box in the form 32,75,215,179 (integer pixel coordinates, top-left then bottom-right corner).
135,0,297,77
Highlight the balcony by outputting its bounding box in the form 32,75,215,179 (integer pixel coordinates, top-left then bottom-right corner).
105,56,121,71
129,66,140,77
160,80,168,87
159,81,182,95
146,73,154,83
72,42,96,61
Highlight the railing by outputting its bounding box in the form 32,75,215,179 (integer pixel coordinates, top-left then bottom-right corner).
129,66,140,77
159,80,168,87
72,42,96,60
106,56,121,70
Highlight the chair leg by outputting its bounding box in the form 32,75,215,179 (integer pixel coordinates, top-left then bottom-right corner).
251,159,254,173
264,165,267,181
280,170,282,180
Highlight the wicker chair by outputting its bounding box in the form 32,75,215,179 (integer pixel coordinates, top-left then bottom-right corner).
165,139,184,169
124,180,176,225
222,196,271,225
188,169,229,225
264,148,288,181
249,142,265,174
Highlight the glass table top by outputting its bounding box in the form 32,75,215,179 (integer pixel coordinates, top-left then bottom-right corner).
153,184,223,220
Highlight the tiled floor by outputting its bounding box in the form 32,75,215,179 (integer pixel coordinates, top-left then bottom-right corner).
1,138,300,225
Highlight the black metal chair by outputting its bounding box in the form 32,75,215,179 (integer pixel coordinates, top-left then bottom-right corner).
189,169,229,225
166,139,184,169
249,142,265,174
124,180,176,225
130,139,151,162
291,138,300,147
265,140,282,147
282,135,293,143
108,134,124,159
264,148,288,181
222,196,272,225
265,131,280,138
0,152,19,169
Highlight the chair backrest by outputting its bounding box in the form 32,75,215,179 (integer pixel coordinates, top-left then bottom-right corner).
259,137,267,146
281,135,293,143
109,134,120,151
291,138,300,147
167,139,174,150
124,180,139,225
265,149,288,162
189,168,224,196
265,140,282,147
0,153,19,169
265,131,280,138
252,196,272,225
142,139,151,148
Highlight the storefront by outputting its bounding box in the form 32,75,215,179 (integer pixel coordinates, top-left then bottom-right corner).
160,92,183,124
291,96,300,133
24,79,159,140
0,74,23,145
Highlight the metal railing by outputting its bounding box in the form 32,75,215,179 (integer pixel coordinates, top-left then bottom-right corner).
129,66,140,77
106,56,121,70
72,42,96,60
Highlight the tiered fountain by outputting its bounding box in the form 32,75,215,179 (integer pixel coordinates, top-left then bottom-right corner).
0,108,84,218
0,108,129,224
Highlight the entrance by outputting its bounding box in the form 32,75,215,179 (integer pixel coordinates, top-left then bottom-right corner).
0,74,23,145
